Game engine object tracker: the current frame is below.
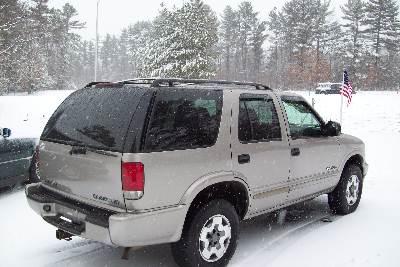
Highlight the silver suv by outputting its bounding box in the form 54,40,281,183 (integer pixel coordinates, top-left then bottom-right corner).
26,79,368,267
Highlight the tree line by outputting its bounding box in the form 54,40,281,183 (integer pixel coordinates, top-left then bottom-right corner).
0,0,84,94
1,0,399,94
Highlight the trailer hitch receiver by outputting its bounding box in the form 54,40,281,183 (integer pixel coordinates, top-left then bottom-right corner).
56,229,73,241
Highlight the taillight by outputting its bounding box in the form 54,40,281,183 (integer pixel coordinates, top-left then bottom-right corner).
121,162,144,199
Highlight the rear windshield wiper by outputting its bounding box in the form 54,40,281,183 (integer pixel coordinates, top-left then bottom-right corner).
69,145,117,157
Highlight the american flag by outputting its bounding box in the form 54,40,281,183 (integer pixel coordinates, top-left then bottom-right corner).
340,70,353,105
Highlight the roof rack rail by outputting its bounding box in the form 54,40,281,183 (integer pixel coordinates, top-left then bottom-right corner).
84,81,112,88
85,78,272,91
149,78,272,90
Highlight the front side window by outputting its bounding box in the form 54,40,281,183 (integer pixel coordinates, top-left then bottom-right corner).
238,95,281,143
281,98,322,139
143,89,223,152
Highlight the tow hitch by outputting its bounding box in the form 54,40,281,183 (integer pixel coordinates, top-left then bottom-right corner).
56,229,73,241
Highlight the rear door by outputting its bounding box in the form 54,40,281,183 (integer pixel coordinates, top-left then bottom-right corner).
279,95,341,202
231,91,291,215
39,86,147,211
122,88,229,210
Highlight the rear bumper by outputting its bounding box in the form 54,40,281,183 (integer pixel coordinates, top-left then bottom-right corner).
25,184,187,247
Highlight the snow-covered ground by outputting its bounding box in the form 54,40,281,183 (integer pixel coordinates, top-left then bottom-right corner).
0,90,74,139
0,91,399,267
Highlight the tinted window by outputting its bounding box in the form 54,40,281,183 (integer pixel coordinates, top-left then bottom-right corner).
239,95,281,142
281,99,322,139
42,87,146,152
143,89,223,152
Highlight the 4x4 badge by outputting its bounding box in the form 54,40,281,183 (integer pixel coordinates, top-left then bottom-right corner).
326,166,338,171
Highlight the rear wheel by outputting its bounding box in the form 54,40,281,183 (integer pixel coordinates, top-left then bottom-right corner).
171,199,239,267
328,164,363,215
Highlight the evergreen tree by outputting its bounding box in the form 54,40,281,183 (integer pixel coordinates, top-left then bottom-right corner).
341,0,367,81
363,0,400,88
117,29,130,79
364,0,400,66
266,7,286,88
250,19,267,82
237,2,256,80
99,34,120,80
0,0,26,93
126,21,152,77
142,0,218,78
219,6,237,80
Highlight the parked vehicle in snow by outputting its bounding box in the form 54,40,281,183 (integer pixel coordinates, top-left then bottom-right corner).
26,78,368,267
0,127,38,190
315,82,342,94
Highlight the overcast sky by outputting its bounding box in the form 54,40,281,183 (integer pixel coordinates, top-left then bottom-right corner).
49,0,385,40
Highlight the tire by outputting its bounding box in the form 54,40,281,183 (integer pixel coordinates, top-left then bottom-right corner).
171,199,239,267
328,164,363,215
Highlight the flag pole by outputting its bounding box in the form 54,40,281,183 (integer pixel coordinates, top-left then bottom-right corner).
340,70,344,125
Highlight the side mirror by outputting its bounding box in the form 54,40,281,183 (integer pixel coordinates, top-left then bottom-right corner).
1,128,12,138
322,121,341,136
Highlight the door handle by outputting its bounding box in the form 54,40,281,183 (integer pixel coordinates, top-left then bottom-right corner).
291,148,300,156
238,154,250,164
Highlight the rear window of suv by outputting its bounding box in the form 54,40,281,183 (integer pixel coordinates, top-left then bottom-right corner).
143,89,223,152
41,87,146,152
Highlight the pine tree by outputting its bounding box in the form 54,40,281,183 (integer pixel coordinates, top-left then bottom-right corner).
237,2,256,80
139,6,174,77
99,34,121,80
364,0,400,88
175,0,218,78
266,7,286,88
250,19,266,82
126,21,152,77
142,0,218,78
364,0,400,66
341,0,366,81
0,0,26,94
220,6,237,80
0,1,85,93
117,29,130,79
54,3,85,89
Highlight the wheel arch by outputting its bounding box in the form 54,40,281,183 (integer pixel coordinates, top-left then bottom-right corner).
179,173,250,229
342,153,365,177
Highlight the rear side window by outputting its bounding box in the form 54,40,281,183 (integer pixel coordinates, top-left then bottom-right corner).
239,95,281,143
41,87,146,152
143,89,223,152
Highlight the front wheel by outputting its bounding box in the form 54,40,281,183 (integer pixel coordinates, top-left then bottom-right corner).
171,199,239,267
328,164,363,215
